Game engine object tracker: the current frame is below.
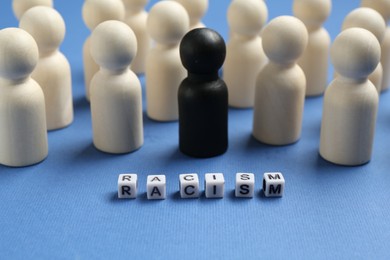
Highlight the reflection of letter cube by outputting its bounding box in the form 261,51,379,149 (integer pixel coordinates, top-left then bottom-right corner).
118,174,138,199
147,175,166,200
205,173,225,198
235,173,255,198
179,173,199,199
263,172,285,197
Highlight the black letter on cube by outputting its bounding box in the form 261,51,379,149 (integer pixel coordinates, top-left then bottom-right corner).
118,174,138,199
263,172,285,197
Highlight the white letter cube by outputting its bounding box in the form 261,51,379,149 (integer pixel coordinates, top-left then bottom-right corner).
179,173,199,198
147,175,166,200
205,173,225,198
263,172,285,197
118,174,138,199
235,173,255,198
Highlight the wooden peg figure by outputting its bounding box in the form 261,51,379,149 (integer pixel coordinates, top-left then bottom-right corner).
174,0,208,30
179,28,228,158
253,16,308,145
12,0,53,20
90,21,143,154
320,28,380,166
82,0,125,101
224,0,268,108
145,1,189,121
362,0,390,92
293,0,331,97
341,7,386,94
20,6,74,130
0,28,48,167
123,0,151,74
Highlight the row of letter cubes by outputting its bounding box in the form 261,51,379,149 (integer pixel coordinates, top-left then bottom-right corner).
118,172,285,199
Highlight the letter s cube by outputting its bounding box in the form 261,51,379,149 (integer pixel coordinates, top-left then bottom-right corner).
235,173,255,198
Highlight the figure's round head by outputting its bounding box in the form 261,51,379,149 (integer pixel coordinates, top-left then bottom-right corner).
0,28,39,81
12,0,53,20
147,1,189,45
82,0,125,30
19,6,65,55
90,20,137,71
122,0,148,12
293,0,331,29
331,28,381,79
342,8,386,43
361,0,390,21
261,16,308,64
180,28,226,74
228,0,268,37
175,0,208,26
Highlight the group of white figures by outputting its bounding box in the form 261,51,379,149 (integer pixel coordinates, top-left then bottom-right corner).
0,0,389,167
228,0,389,167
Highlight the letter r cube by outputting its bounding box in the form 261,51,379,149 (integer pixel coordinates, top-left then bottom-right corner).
118,174,138,199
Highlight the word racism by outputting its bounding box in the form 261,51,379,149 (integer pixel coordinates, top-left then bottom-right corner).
118,172,285,200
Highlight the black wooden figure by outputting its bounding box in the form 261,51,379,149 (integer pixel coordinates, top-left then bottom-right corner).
178,28,228,158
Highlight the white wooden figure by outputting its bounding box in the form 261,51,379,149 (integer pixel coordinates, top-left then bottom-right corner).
362,0,390,92
12,0,53,20
293,0,331,97
224,0,268,108
90,21,143,154
340,8,386,94
20,6,73,130
145,1,189,121
175,0,208,30
82,0,125,101
253,16,308,145
123,0,151,74
320,28,380,166
0,28,48,167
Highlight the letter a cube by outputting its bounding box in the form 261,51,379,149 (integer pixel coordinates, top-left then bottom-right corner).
263,172,285,197
147,175,166,200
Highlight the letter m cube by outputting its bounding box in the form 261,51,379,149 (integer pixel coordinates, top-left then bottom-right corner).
263,172,285,197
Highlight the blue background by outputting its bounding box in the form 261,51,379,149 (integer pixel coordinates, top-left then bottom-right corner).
1,0,390,259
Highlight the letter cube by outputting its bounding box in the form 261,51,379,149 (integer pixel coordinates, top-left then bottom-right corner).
263,172,285,197
179,173,200,199
205,173,225,198
147,175,166,200
118,174,138,199
235,173,255,198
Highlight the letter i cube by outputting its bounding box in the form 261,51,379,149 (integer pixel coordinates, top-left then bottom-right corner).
263,172,285,197
147,175,166,200
235,173,255,198
118,174,138,199
205,173,225,198
179,173,200,198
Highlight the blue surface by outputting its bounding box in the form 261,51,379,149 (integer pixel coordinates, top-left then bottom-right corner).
1,0,390,259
